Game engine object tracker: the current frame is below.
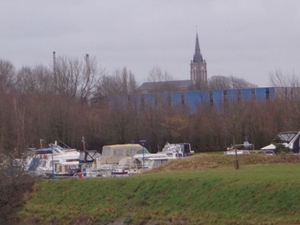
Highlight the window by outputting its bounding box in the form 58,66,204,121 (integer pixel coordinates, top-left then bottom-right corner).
136,148,150,154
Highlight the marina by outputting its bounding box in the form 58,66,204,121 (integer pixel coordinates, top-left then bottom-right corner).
19,141,195,179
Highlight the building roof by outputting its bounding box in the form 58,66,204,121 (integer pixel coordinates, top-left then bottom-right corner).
137,80,191,93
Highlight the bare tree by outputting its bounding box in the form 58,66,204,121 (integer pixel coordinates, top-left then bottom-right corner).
52,54,102,102
208,75,257,90
269,69,298,87
269,70,300,98
209,75,231,90
16,65,52,94
95,67,138,97
0,59,16,93
0,153,35,223
147,66,173,82
228,75,257,89
126,68,138,94
269,70,300,131
79,55,103,103
91,67,139,143
144,66,180,93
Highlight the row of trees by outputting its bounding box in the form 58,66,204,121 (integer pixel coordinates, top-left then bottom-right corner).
0,55,298,156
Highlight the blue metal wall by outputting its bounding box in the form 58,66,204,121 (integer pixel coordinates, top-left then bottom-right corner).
241,88,253,100
255,88,266,99
144,93,155,107
213,90,223,109
113,87,279,113
227,89,238,101
171,92,182,107
184,91,210,113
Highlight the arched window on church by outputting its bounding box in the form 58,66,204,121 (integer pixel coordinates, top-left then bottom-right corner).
193,69,197,80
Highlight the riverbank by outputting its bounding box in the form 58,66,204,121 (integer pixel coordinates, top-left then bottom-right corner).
11,154,300,224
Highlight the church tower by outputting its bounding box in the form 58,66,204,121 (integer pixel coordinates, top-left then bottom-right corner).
190,33,207,87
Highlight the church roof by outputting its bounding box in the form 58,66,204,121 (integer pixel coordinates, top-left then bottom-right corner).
137,80,191,93
192,33,204,63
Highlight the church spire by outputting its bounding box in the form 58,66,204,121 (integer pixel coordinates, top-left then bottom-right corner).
193,33,203,63
190,32,207,87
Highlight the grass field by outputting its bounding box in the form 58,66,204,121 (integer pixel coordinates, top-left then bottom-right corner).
16,154,300,225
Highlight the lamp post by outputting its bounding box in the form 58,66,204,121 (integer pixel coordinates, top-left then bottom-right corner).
50,143,55,180
139,140,146,169
233,137,239,170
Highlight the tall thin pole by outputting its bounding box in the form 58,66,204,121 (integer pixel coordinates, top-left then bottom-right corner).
233,137,239,169
51,144,55,180
143,144,144,169
85,54,90,72
53,51,57,93
140,140,146,169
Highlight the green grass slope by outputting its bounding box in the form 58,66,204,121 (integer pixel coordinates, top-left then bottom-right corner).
15,154,300,225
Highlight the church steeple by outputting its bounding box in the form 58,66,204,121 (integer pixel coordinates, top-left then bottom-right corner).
190,33,207,89
193,33,203,63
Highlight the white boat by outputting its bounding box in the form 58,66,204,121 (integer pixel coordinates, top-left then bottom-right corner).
24,142,101,178
54,161,80,176
112,154,169,176
67,143,152,178
133,152,170,164
142,157,169,170
261,131,300,153
224,149,251,155
224,140,254,155
24,144,80,177
79,150,112,178
161,142,194,158
111,157,140,176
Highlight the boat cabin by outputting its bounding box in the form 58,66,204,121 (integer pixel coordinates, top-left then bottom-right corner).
143,157,168,169
161,143,194,158
101,144,149,164
55,161,79,176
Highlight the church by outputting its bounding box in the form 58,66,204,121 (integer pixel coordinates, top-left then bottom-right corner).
137,33,207,94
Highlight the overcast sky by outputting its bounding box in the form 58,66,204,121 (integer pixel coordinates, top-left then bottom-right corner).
1,1,299,87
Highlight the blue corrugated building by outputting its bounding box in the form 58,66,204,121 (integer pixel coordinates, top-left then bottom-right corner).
109,87,281,114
